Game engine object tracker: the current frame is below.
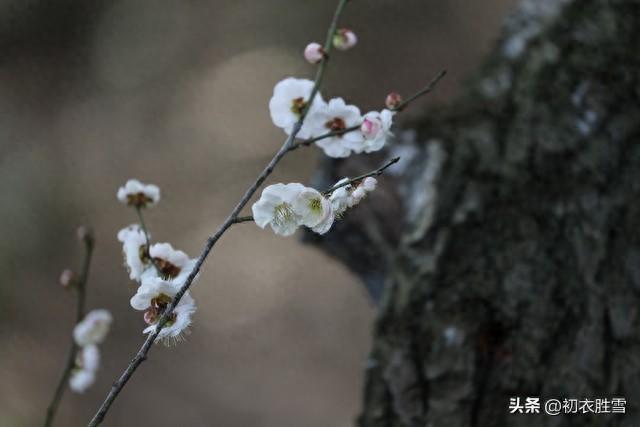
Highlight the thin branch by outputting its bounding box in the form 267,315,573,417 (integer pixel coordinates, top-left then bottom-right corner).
135,207,151,249
288,125,360,152
391,69,447,112
232,216,255,224
135,207,163,274
321,156,400,195
288,69,447,151
45,233,95,427
87,1,350,425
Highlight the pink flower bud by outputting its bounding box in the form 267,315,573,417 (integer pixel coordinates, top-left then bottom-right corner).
60,269,76,288
304,42,325,64
362,177,378,192
333,28,357,51
385,92,403,110
361,116,382,139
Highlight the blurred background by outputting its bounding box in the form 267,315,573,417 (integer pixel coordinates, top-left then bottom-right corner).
0,0,516,425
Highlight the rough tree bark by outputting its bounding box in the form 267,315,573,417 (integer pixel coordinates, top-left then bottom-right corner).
307,0,640,426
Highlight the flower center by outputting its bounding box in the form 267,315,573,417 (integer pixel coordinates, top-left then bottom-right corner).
325,117,346,132
144,293,176,325
273,203,296,227
153,258,182,279
309,198,323,214
127,192,153,208
290,97,307,117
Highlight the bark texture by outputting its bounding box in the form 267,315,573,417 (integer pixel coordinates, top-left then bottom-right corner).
308,0,640,425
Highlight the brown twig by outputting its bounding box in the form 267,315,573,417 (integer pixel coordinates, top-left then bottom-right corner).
44,231,95,427
87,0,350,425
391,69,447,112
135,207,164,274
232,216,255,224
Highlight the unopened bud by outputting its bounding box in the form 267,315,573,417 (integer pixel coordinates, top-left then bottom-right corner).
362,177,378,192
304,42,325,64
76,226,94,246
333,28,357,51
385,92,403,110
60,269,76,288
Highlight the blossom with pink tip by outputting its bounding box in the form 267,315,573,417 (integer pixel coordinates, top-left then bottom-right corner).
359,110,395,153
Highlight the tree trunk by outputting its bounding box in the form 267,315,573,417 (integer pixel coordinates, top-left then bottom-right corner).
308,0,640,425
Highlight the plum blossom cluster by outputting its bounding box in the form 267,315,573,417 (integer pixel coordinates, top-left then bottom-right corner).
44,1,444,423
270,77,396,158
273,30,397,158
70,309,112,393
252,176,377,237
117,180,197,345
255,29,391,236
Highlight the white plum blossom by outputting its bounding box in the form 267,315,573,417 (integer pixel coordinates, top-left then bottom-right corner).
73,309,113,347
117,179,160,208
117,225,150,281
292,188,334,235
308,98,364,158
359,110,395,153
130,277,196,345
252,183,337,236
69,368,95,393
130,278,177,311
142,242,198,285
252,183,306,236
269,78,325,139
143,294,196,345
304,42,325,64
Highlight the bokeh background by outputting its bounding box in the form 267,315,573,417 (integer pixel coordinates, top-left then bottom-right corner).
0,1,516,425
